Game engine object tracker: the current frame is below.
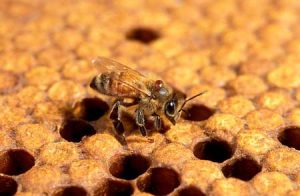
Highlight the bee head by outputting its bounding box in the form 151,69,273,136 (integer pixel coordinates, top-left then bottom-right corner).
164,91,206,125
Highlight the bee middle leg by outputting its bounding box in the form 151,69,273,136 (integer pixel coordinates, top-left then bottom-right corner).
135,108,147,136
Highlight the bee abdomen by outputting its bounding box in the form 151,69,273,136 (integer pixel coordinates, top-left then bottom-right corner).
90,73,142,98
90,73,111,94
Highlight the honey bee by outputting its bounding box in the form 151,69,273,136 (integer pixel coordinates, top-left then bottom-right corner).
90,57,204,138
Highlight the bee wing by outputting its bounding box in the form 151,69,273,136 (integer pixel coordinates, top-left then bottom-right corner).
92,57,152,97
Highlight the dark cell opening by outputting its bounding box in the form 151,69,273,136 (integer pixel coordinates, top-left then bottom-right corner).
75,98,109,121
222,157,262,181
278,126,300,150
95,179,134,196
126,27,160,44
0,149,35,175
0,176,18,196
137,167,180,195
177,186,205,196
109,154,151,180
53,186,87,196
193,139,234,163
182,104,214,121
60,119,96,142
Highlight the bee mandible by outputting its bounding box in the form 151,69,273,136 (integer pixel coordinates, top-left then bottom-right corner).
90,57,204,137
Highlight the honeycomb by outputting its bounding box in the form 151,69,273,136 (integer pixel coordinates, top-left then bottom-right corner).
1,0,300,195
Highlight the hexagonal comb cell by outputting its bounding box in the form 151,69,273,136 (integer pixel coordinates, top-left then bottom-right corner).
193,139,234,163
53,186,88,196
182,104,215,121
0,176,18,196
60,119,96,142
0,149,35,176
137,167,180,195
126,27,160,44
95,179,134,196
222,157,262,181
177,185,205,196
109,153,151,180
278,126,300,150
73,97,109,121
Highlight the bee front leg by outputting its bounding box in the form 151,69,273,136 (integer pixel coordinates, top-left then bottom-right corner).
136,108,147,136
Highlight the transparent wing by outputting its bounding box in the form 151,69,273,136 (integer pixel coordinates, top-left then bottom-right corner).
92,57,152,97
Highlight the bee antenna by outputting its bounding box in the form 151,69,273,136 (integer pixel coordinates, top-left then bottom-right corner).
179,91,207,112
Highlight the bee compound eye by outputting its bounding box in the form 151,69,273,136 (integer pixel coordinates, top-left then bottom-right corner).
166,101,176,116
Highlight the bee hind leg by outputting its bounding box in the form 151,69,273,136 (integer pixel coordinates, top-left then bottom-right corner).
110,100,121,120
110,100,127,145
